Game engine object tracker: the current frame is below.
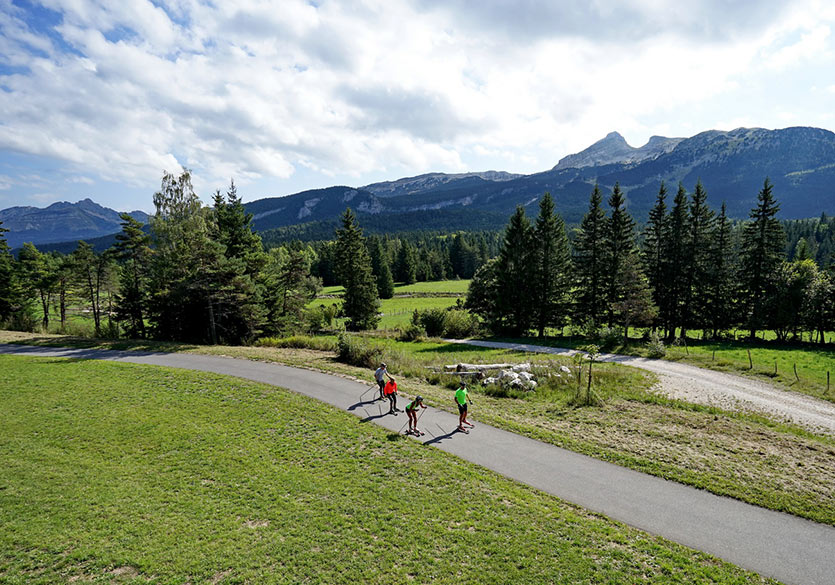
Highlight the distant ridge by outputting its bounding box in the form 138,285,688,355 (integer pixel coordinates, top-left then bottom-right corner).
0,198,148,248
5,126,835,250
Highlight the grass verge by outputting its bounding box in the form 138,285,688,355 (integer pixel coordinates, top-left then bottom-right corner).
0,355,777,584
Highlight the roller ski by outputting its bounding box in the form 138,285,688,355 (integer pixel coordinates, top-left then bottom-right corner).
405,428,425,437
456,426,470,434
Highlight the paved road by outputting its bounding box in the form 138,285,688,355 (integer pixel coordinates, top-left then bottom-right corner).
3,344,834,585
445,338,835,435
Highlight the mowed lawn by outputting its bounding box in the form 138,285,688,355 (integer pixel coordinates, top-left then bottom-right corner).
0,355,777,585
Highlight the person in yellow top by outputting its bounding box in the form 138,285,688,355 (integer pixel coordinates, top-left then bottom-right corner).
454,381,474,433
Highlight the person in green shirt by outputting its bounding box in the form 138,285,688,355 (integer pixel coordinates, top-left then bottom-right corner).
404,395,427,436
454,381,474,433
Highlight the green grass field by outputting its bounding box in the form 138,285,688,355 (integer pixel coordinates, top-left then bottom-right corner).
308,296,465,329
318,280,471,298
0,355,778,584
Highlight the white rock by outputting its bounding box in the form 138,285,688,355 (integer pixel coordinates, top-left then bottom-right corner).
511,363,531,373
482,377,498,386
559,365,572,374
528,380,538,390
518,371,535,382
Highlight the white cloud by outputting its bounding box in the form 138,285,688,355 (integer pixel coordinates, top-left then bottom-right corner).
1,0,835,208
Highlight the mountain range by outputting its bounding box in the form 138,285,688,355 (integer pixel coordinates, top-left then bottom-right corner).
0,198,148,249
3,126,835,249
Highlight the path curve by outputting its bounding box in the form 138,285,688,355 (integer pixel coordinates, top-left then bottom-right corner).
445,339,835,435
2,344,834,585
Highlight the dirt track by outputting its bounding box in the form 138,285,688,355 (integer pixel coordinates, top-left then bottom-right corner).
446,339,835,436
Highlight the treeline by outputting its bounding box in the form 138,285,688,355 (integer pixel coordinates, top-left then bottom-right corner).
468,179,835,343
0,171,324,344
307,231,500,288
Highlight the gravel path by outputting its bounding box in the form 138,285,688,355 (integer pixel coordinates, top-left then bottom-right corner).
445,339,835,436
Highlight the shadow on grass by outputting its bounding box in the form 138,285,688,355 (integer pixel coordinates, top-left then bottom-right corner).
2,334,199,354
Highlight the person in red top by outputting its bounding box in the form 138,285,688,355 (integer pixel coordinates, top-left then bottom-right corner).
384,377,401,414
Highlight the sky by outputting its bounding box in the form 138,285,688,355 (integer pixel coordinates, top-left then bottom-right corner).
1,0,835,213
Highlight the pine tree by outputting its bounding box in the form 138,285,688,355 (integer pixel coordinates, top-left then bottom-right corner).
641,182,667,331
18,242,58,331
740,178,786,339
612,254,657,342
494,206,534,335
682,180,715,337
113,213,151,338
465,258,500,328
212,180,267,276
705,203,737,337
367,236,395,299
262,248,321,334
0,221,14,323
603,183,636,328
661,184,690,339
394,241,417,284
573,185,608,327
149,169,264,344
334,208,380,331
532,193,571,337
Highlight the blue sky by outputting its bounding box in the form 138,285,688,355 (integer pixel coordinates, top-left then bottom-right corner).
2,0,835,212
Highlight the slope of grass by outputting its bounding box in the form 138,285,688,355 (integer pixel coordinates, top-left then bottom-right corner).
0,355,777,584
3,330,834,526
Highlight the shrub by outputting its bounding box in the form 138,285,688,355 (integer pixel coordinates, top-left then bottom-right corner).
597,326,621,350
645,331,666,358
415,308,447,337
337,333,385,368
255,335,338,352
442,310,480,339
398,323,426,342
411,308,480,338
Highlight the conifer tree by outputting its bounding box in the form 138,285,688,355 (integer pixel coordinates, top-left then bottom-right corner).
641,182,667,330
212,180,267,276
465,258,499,327
0,221,14,323
334,208,380,331
494,206,534,335
17,242,58,331
367,236,394,299
113,213,152,338
661,184,690,339
682,180,715,337
532,192,571,337
603,183,637,327
149,169,264,344
394,241,417,284
262,247,321,334
573,185,608,327
705,203,737,337
740,178,786,339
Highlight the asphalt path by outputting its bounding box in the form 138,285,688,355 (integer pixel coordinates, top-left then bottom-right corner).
3,343,834,585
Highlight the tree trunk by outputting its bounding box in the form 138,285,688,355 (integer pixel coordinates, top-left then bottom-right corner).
207,295,218,345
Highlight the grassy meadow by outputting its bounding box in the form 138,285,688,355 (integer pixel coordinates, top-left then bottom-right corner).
0,355,779,585
3,330,834,527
